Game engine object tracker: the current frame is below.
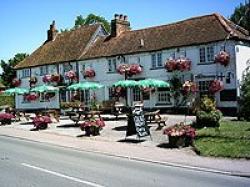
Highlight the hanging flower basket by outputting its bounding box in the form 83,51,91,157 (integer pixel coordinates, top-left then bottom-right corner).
45,92,56,100
12,78,21,87
24,93,38,102
163,123,196,147
114,86,126,98
117,64,142,76
165,58,191,72
51,74,61,82
182,81,198,95
43,74,52,83
65,70,77,81
29,77,37,86
215,51,230,66
209,80,224,94
83,68,96,78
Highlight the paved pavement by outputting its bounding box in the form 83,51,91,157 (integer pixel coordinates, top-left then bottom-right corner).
0,114,250,177
1,136,250,187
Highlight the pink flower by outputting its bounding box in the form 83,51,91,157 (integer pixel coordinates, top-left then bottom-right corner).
215,51,230,66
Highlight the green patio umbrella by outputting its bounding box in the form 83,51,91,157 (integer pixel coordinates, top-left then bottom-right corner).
138,79,170,88
30,85,59,93
67,82,103,91
4,87,29,95
113,80,140,106
138,79,170,109
113,80,139,88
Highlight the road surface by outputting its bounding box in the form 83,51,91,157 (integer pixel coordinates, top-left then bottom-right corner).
0,135,249,187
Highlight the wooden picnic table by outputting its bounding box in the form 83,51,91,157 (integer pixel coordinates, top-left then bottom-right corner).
144,110,161,123
66,110,102,125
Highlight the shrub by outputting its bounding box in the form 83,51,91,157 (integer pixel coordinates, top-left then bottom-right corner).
0,95,15,108
196,96,222,128
239,72,250,121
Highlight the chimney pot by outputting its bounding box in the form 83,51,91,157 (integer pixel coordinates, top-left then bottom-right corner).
124,15,128,21
47,20,58,42
119,14,124,20
114,14,119,19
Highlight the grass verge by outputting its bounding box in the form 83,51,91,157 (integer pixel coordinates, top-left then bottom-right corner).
194,121,250,159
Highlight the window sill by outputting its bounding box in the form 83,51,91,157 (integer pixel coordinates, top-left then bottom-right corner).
155,102,172,106
150,67,164,70
197,62,214,65
106,71,117,74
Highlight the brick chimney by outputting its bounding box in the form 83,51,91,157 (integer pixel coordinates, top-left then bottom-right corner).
47,20,58,41
111,14,130,37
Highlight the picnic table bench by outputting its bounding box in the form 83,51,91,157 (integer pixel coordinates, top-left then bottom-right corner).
144,110,167,128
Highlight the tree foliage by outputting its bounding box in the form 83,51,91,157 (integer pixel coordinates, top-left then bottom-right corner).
0,53,28,87
230,2,250,31
61,13,110,33
239,72,250,121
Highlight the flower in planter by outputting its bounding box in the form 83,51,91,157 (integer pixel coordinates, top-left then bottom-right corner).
165,58,191,72
165,59,177,72
65,70,77,81
80,117,105,136
209,80,223,94
83,68,96,79
32,115,52,130
215,51,230,66
29,77,37,86
24,93,39,102
163,123,196,147
12,78,21,87
0,113,15,125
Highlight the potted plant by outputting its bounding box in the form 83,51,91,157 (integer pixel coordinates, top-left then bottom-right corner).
215,51,230,66
12,78,21,87
117,63,142,76
80,117,105,136
32,115,52,130
0,113,15,125
165,58,191,72
163,122,196,147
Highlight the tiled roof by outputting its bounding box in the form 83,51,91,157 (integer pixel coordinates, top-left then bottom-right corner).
82,13,249,60
15,24,100,69
16,13,249,69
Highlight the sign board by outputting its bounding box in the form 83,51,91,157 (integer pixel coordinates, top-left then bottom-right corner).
126,108,150,138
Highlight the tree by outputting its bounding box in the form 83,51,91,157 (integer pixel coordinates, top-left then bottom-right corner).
239,72,250,121
0,53,28,87
230,2,250,31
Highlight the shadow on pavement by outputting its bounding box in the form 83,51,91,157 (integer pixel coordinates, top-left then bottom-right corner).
57,124,80,128
112,125,127,131
117,138,145,144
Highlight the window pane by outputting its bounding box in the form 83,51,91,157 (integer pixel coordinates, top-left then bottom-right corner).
199,47,206,63
151,54,156,68
157,53,162,67
207,46,214,62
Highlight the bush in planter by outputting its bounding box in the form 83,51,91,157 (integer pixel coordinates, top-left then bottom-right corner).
196,96,222,128
0,113,15,125
163,122,196,148
32,115,52,130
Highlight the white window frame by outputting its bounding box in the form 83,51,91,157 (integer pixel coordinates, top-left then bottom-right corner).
40,66,48,76
199,46,215,63
157,91,171,104
151,52,163,69
21,69,30,78
107,58,117,72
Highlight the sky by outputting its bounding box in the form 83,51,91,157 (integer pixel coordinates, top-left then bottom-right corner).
0,0,247,64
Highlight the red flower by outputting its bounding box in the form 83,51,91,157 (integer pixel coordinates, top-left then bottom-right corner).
25,93,38,101
165,58,191,72
117,64,142,76
65,70,77,80
43,75,52,83
215,51,230,66
12,78,21,87
0,113,15,120
83,68,96,78
182,81,198,95
209,80,223,94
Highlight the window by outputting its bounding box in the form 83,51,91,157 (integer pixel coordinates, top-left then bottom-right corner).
132,87,141,101
157,87,171,104
21,69,30,78
151,52,163,68
199,46,214,63
108,58,117,72
226,72,233,84
198,80,212,96
40,66,48,75
108,87,114,100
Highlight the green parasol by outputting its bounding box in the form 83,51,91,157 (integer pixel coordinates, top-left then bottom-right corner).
67,82,103,90
4,87,29,95
30,85,59,93
113,80,139,88
138,79,170,88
